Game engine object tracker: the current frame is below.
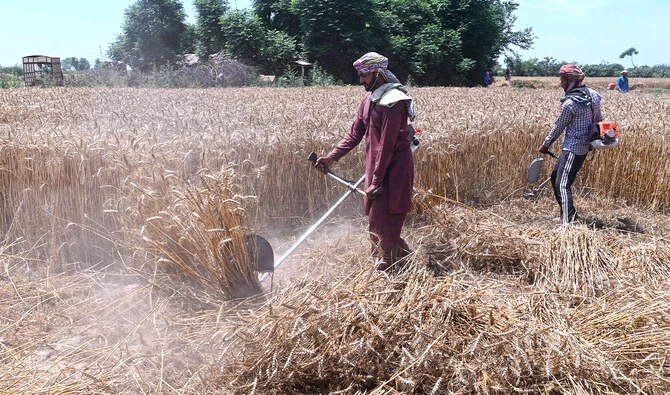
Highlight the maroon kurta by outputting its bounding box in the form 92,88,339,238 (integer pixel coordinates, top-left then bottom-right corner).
328,91,413,214
327,90,414,264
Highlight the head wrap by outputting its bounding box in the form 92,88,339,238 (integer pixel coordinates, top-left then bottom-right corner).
353,52,400,84
354,52,416,121
622,70,628,74
559,64,585,92
559,64,585,81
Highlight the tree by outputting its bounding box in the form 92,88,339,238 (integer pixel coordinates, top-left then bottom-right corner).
496,1,535,61
260,30,299,75
221,10,267,65
194,0,228,60
581,62,626,77
377,0,462,85
78,58,91,71
619,47,638,68
433,0,534,85
183,23,198,55
253,0,301,37
368,0,534,86
62,57,91,71
294,0,384,83
282,0,534,85
108,0,188,72
221,9,298,75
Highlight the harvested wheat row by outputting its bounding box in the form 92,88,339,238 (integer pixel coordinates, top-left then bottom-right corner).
213,259,670,393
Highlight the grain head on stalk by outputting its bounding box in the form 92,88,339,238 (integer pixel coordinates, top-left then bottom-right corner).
120,166,264,299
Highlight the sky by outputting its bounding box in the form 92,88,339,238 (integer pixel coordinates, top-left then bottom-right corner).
0,0,252,68
509,0,669,67
1,0,667,68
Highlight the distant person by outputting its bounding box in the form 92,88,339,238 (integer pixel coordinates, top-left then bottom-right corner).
538,64,602,224
315,52,416,272
505,67,512,82
616,70,629,92
483,71,492,87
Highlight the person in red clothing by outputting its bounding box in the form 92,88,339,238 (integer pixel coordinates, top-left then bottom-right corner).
315,52,416,272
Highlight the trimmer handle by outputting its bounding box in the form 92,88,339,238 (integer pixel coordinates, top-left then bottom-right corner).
546,151,558,159
308,151,383,198
307,151,330,174
370,186,384,198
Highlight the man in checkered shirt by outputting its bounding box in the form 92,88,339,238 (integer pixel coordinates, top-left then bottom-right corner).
539,64,602,224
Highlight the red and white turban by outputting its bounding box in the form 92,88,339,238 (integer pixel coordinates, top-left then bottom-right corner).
559,64,585,81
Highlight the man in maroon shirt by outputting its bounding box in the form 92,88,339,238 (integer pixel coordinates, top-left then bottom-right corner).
316,52,416,272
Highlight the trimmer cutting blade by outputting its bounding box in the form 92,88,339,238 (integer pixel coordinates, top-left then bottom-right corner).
527,157,544,183
524,151,557,199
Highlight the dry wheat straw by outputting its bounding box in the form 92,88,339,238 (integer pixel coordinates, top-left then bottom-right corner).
1,85,669,393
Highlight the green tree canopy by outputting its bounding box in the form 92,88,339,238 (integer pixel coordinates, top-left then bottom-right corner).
619,47,638,68
105,0,534,85
273,0,535,85
377,0,462,85
194,0,228,60
62,57,91,71
108,0,188,72
253,0,301,36
294,0,385,83
221,9,298,75
221,10,267,66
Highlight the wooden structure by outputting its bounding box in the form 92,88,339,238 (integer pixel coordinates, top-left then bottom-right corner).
22,55,63,86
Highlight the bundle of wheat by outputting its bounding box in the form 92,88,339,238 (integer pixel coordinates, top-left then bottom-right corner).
212,258,670,394
119,167,263,299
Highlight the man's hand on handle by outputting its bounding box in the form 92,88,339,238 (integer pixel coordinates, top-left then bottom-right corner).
365,184,381,199
538,144,549,154
314,155,334,173
309,151,383,198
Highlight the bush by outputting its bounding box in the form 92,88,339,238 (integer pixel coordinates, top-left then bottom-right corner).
0,74,23,89
0,65,24,88
275,66,304,87
309,62,338,86
0,65,22,76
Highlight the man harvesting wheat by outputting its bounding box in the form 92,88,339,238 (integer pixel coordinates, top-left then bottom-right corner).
315,52,416,272
539,64,603,224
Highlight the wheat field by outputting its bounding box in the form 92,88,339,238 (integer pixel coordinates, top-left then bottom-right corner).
0,82,669,394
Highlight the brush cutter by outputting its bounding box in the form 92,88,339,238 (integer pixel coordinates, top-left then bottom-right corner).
252,124,422,281
255,153,382,281
523,150,557,199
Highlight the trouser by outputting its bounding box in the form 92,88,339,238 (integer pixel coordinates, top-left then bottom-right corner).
368,206,409,271
551,150,587,224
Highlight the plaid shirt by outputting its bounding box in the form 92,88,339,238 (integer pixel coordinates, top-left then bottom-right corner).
543,87,602,155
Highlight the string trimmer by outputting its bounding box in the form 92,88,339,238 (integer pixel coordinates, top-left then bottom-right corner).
253,153,378,281
250,124,421,281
